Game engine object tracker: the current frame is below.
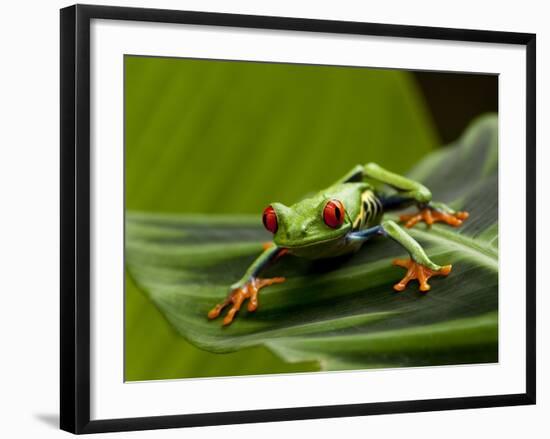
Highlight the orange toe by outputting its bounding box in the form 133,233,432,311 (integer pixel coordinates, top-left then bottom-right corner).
392,258,452,292
400,208,469,228
207,276,286,326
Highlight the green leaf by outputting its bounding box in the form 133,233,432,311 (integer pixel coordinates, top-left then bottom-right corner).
126,114,498,371
124,57,440,381
125,56,438,216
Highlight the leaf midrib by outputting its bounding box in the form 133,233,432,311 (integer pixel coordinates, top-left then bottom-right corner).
409,225,498,272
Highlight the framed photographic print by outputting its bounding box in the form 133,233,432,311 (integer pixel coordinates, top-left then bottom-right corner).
60,4,536,434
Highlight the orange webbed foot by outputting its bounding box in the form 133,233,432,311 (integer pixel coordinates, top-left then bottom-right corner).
207,277,286,326
392,258,452,292
400,208,469,228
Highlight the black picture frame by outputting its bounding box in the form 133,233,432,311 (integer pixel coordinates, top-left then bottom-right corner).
60,4,536,434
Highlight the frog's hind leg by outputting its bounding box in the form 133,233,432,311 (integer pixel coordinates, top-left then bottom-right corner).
349,220,452,292
399,204,469,228
379,195,468,228
339,163,468,228
338,163,432,203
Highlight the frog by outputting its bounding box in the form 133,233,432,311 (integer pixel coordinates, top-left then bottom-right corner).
208,162,469,326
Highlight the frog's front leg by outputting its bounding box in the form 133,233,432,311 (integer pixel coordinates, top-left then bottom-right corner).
349,220,451,292
207,244,286,326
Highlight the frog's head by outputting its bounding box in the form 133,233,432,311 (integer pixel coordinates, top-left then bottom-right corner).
262,193,353,249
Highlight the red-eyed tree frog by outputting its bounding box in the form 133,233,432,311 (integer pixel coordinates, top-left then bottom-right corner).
208,163,469,326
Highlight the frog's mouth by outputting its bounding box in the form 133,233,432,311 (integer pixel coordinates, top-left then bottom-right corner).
274,227,350,249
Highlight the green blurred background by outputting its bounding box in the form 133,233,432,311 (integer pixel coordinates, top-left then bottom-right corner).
124,55,497,381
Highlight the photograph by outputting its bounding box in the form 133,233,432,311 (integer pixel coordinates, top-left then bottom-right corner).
0,0,543,436
124,55,499,382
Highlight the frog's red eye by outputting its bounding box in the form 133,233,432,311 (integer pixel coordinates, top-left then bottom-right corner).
262,205,278,233
323,199,345,228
